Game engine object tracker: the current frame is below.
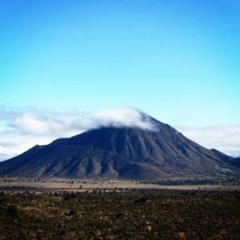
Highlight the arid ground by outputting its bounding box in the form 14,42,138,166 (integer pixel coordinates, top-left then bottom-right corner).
0,178,240,239
0,178,240,193
0,188,240,240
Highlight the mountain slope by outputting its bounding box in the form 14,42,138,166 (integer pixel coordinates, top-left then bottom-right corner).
0,112,238,179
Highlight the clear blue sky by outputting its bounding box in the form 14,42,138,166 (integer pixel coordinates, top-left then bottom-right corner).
0,0,239,159
1,0,239,125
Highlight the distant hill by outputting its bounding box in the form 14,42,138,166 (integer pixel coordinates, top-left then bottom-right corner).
0,111,238,179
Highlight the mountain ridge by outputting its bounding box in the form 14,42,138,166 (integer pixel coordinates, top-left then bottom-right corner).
0,111,239,179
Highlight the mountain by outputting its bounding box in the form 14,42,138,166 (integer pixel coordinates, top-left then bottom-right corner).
0,111,238,179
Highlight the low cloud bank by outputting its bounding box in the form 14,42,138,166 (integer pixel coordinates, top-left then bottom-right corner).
5,107,155,135
177,125,240,157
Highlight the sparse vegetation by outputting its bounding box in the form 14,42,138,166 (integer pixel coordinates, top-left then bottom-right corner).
140,176,240,186
0,190,239,239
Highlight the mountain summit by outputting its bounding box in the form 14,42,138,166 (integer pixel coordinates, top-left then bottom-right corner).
0,109,238,179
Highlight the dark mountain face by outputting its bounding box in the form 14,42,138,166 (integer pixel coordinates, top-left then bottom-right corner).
0,114,238,179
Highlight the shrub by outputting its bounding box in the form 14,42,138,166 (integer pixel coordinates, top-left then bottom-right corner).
7,205,20,219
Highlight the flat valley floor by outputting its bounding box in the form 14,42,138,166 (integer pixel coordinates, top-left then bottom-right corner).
1,178,240,193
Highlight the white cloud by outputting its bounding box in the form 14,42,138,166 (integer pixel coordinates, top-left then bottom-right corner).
3,106,155,135
11,113,53,135
89,107,156,130
176,125,240,157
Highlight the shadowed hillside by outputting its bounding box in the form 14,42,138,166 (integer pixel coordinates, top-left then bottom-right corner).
0,111,238,179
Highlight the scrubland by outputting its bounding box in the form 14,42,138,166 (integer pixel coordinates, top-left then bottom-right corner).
0,189,240,239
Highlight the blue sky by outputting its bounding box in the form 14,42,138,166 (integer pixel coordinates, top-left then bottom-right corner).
0,0,239,159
